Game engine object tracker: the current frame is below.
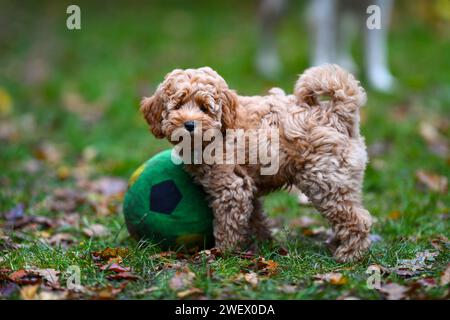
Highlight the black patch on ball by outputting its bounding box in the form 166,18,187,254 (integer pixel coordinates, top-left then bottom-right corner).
150,180,182,214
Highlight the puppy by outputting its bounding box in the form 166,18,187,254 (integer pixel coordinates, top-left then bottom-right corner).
141,65,372,262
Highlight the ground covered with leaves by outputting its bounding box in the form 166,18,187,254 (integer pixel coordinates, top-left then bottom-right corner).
0,1,449,300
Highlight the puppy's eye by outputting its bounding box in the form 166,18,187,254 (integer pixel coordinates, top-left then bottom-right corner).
200,104,209,112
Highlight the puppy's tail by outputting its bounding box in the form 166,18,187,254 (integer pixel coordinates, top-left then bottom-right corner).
294,64,366,135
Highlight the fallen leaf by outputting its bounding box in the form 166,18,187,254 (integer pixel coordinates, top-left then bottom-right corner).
393,250,439,277
416,278,436,287
0,282,19,298
440,264,450,286
289,216,319,228
169,269,196,291
20,284,40,300
0,235,20,251
430,235,449,252
191,249,220,264
36,289,68,300
368,140,392,157
379,283,408,300
177,287,203,298
91,283,128,300
134,286,159,296
279,284,297,294
56,165,71,180
238,250,257,260
0,87,12,115
100,263,130,273
388,210,401,220
244,272,259,288
149,251,177,260
314,272,348,285
83,224,110,238
415,170,448,194
30,268,60,288
62,90,107,124
49,188,84,213
2,203,25,221
419,121,449,158
107,272,140,281
248,257,279,276
276,246,289,256
302,226,329,237
4,214,56,231
92,247,129,261
47,233,76,247
89,177,127,197
33,142,62,165
9,270,41,285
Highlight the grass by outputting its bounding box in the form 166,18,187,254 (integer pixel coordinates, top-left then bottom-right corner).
0,0,449,299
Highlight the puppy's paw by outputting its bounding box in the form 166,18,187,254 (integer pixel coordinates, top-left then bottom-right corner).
333,234,371,263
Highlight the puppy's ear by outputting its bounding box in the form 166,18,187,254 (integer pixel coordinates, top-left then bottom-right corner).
220,89,238,130
140,94,165,138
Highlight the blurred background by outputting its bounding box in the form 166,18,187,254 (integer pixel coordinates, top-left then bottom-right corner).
0,0,449,205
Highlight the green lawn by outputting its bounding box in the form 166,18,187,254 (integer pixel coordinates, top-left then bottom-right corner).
0,0,449,300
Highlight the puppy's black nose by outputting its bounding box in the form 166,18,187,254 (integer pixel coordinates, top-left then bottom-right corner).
184,121,195,132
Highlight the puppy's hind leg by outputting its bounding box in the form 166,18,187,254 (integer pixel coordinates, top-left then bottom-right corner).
249,198,274,243
295,148,372,262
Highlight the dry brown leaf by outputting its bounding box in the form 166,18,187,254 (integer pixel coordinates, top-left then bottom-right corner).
92,247,129,261
314,272,348,285
419,121,449,158
47,233,76,247
0,235,20,251
62,91,107,123
177,287,203,298
440,264,450,286
100,263,130,273
430,235,449,252
393,250,439,277
289,216,319,228
279,284,297,294
83,224,110,238
169,269,196,291
89,177,127,197
9,270,41,285
379,283,408,300
388,210,401,220
31,268,60,288
20,284,40,300
36,289,68,300
91,283,128,300
248,257,279,276
107,272,140,281
33,142,62,165
49,188,84,213
415,170,448,194
149,251,177,260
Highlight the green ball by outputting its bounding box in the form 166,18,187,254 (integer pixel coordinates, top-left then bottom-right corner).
123,149,214,250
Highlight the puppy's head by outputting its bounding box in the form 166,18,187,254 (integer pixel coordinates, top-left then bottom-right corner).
140,67,238,142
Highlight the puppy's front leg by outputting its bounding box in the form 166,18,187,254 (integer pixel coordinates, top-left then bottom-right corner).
204,169,255,251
